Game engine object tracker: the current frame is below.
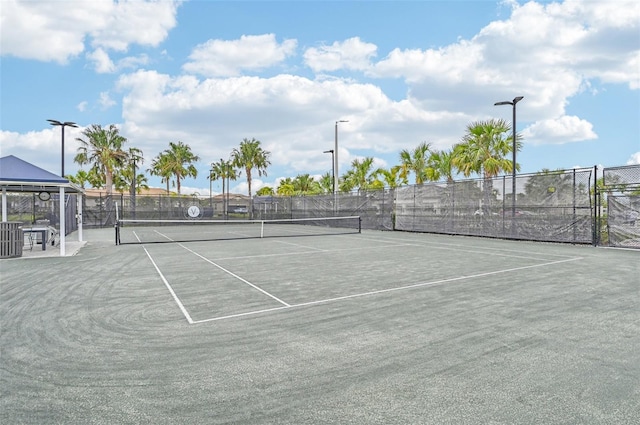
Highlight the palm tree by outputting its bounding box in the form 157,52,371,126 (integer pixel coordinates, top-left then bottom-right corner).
74,124,129,196
453,118,522,213
149,153,173,194
209,160,224,200
256,186,274,196
453,119,520,179
114,166,149,193
319,172,334,194
66,170,92,189
86,167,105,188
293,174,322,195
426,149,457,183
208,162,222,198
113,147,145,194
160,141,200,195
374,165,406,189
231,137,271,202
341,157,382,193
277,177,295,196
211,158,239,218
399,142,432,184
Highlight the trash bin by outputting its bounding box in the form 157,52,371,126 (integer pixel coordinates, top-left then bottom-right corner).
0,222,23,258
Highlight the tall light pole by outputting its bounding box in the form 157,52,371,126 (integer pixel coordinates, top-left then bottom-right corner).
334,120,348,195
131,155,136,220
493,96,523,220
209,164,214,210
47,119,78,177
323,150,335,192
220,158,227,220
225,160,232,220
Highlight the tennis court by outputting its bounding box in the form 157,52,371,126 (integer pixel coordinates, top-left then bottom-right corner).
1,226,638,424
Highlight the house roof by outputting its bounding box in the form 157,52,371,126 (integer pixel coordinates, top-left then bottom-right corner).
84,187,174,197
0,155,83,193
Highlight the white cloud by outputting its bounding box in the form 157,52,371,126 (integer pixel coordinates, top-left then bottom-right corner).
90,0,179,52
87,48,116,73
304,37,377,72
99,92,117,110
0,127,83,174
115,69,463,173
627,152,640,165
522,115,597,145
118,54,150,70
87,48,150,74
370,0,638,115
183,34,297,77
0,0,180,63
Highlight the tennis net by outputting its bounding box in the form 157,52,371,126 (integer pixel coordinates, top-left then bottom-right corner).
115,216,362,245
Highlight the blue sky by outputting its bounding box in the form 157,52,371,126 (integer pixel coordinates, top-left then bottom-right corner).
1,0,639,196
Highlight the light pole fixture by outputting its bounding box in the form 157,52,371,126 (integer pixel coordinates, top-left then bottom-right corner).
334,120,348,194
47,119,78,177
323,150,335,192
493,96,523,220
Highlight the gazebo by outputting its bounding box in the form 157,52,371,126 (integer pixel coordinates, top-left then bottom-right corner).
0,155,84,256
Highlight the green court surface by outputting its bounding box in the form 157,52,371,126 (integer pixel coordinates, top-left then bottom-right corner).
1,228,638,424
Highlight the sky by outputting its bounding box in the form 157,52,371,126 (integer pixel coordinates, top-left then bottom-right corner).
1,0,639,196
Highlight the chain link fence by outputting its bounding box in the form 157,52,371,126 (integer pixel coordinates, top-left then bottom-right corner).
73,165,640,248
84,193,226,226
1,193,78,235
601,165,640,248
253,190,395,230
395,168,594,243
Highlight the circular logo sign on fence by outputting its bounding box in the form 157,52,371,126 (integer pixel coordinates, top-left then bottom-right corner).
186,205,202,219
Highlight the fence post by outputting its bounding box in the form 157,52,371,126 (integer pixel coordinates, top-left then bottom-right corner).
502,176,506,237
592,165,598,246
573,169,577,243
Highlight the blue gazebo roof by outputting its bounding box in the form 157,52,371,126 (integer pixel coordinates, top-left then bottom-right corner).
0,155,82,193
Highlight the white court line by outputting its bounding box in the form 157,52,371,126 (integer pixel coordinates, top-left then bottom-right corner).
142,246,194,324
178,243,291,307
357,233,577,262
272,239,327,251
201,241,416,262
213,238,561,264
359,233,583,259
140,230,583,324
140,230,293,324
192,305,291,323
191,255,583,324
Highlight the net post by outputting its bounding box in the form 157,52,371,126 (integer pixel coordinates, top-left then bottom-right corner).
358,216,362,233
114,202,120,245
260,220,265,238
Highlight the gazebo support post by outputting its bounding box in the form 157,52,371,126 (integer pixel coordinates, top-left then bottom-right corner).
59,187,65,256
1,187,6,222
